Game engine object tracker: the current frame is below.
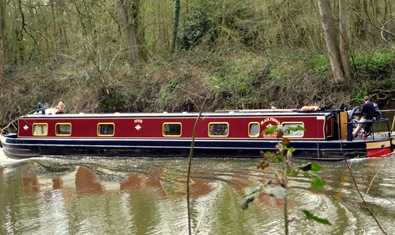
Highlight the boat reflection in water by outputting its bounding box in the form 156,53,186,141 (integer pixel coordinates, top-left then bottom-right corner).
19,158,252,199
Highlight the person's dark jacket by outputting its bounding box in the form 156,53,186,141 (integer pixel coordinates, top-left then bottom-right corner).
361,101,376,119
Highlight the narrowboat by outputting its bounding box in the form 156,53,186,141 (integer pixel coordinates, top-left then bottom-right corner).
0,108,393,160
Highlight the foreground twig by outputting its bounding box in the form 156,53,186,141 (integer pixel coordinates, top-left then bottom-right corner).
186,109,203,235
186,89,214,235
283,139,289,235
366,157,392,195
345,159,388,234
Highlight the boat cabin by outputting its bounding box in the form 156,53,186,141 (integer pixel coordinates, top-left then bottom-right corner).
17,110,338,140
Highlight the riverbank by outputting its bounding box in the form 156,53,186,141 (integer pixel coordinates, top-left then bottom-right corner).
0,48,394,126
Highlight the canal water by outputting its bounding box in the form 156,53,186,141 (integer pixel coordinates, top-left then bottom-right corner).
1,150,395,235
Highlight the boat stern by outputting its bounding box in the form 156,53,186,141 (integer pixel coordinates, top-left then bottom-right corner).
366,139,393,158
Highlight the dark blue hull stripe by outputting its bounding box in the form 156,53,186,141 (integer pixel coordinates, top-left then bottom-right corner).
1,136,384,160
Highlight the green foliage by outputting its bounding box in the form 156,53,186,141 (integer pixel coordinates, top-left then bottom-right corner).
304,171,326,190
209,60,263,108
353,52,395,79
98,87,126,113
157,78,191,111
158,85,176,110
178,0,266,51
208,57,268,108
388,78,395,90
311,54,330,75
262,125,278,135
267,68,291,80
166,79,179,91
178,8,213,50
302,210,332,225
97,77,162,113
299,162,322,172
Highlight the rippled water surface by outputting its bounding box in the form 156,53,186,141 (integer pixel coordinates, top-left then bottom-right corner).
1,150,395,235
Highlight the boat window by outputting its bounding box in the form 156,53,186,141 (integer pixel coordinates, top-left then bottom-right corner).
282,122,304,137
163,123,182,137
56,123,71,136
33,123,48,136
208,123,229,137
249,122,260,137
98,123,115,136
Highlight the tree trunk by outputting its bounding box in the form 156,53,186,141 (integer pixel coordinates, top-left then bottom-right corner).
171,0,180,53
117,0,139,65
50,0,58,61
339,0,351,79
0,0,4,79
318,0,344,83
130,0,147,61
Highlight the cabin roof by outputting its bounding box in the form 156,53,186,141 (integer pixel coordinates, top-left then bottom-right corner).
22,110,338,119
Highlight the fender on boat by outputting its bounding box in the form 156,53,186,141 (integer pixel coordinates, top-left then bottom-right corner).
301,106,320,111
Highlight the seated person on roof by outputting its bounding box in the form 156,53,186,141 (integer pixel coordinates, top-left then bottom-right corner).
36,102,65,115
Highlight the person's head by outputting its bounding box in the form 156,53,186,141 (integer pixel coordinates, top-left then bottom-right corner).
57,102,65,111
364,96,370,102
